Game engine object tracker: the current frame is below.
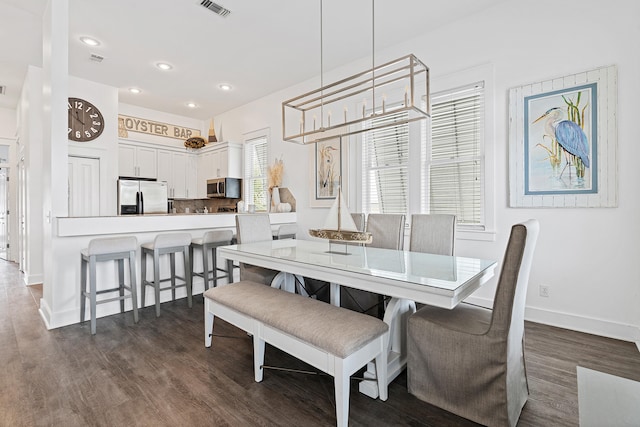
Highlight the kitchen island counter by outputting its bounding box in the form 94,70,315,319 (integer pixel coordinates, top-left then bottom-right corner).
43,212,297,330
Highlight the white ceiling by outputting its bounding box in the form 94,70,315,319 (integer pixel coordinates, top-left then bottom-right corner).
0,0,506,121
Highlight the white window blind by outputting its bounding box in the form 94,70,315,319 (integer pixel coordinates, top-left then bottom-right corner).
424,82,484,227
244,136,268,211
361,110,409,215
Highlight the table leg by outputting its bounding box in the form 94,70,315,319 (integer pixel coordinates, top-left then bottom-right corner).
358,297,416,399
329,282,341,306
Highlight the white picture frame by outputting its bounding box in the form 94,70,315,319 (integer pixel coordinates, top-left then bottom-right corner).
508,65,618,208
309,139,347,207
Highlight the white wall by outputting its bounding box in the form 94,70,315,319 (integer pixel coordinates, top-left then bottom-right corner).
18,66,44,285
0,107,17,138
0,107,18,263
216,0,640,342
69,76,119,216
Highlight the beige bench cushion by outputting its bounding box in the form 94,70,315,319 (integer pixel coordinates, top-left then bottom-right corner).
204,281,388,358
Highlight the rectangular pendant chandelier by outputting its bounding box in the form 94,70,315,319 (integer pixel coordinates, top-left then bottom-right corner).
282,54,430,144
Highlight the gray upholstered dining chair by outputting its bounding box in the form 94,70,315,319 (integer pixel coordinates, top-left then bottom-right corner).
341,213,405,318
350,213,365,232
409,214,456,255
235,214,280,286
407,219,539,427
366,213,405,250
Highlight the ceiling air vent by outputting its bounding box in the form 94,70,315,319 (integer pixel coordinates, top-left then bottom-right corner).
199,0,231,17
89,53,105,63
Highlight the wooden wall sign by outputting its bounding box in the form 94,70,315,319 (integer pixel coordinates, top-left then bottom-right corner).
118,114,201,140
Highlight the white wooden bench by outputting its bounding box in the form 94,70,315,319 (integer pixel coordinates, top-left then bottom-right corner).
204,280,389,427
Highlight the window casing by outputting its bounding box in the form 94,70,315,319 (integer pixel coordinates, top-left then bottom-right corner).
243,134,268,212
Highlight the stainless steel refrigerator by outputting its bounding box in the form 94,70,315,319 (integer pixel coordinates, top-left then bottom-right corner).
117,179,168,215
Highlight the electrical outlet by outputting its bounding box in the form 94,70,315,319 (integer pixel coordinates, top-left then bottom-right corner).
539,285,550,298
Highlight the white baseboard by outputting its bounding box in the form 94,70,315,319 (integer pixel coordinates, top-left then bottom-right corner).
38,298,52,330
465,295,640,345
23,272,43,286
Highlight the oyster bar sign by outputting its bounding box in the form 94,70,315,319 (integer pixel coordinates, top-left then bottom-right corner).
118,114,201,140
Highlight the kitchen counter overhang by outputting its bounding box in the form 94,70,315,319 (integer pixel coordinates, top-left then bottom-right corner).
56,212,297,237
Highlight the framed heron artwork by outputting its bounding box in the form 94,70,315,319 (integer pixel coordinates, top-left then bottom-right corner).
309,138,344,207
509,65,618,208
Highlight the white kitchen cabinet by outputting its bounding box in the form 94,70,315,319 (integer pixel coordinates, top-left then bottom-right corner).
119,141,241,200
157,150,195,199
199,142,242,179
185,155,198,199
196,152,212,198
118,143,157,179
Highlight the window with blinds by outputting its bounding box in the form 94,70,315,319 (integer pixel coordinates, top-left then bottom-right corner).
361,110,409,215
244,136,268,211
425,82,484,227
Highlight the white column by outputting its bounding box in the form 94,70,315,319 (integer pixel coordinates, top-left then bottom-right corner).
40,0,69,327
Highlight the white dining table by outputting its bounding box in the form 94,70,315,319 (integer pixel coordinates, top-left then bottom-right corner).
218,238,497,398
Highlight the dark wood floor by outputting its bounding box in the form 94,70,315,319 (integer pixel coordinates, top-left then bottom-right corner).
1,260,639,427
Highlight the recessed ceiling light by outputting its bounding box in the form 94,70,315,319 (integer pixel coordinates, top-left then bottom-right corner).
80,36,100,46
156,62,173,71
186,102,198,108
218,83,232,91
129,88,141,94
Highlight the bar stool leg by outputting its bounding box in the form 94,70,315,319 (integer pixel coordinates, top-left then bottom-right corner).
226,259,234,284
89,256,98,335
129,249,139,324
80,257,87,324
153,250,161,317
184,245,193,308
203,245,211,290
118,258,125,313
170,252,176,301
211,246,220,288
141,249,147,308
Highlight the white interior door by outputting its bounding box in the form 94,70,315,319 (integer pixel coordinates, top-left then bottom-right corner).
0,167,7,260
68,156,100,217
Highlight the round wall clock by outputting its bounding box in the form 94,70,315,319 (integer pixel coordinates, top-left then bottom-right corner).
67,97,105,142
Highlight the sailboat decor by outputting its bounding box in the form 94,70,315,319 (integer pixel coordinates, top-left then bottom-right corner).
308,187,372,244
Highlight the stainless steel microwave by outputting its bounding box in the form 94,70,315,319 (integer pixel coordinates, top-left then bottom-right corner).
207,177,241,198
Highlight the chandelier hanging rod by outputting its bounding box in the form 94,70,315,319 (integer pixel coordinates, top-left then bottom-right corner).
281,1,430,145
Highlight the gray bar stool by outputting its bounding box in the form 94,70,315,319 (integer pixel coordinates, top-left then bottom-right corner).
190,229,234,290
80,236,139,335
141,232,193,317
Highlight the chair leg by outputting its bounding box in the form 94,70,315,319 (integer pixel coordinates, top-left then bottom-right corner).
129,250,139,324
89,256,97,335
153,251,161,317
170,252,176,301
141,250,147,308
226,259,234,284
80,257,87,324
189,245,196,291
118,259,125,314
184,246,193,308
208,246,215,289
203,245,211,290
